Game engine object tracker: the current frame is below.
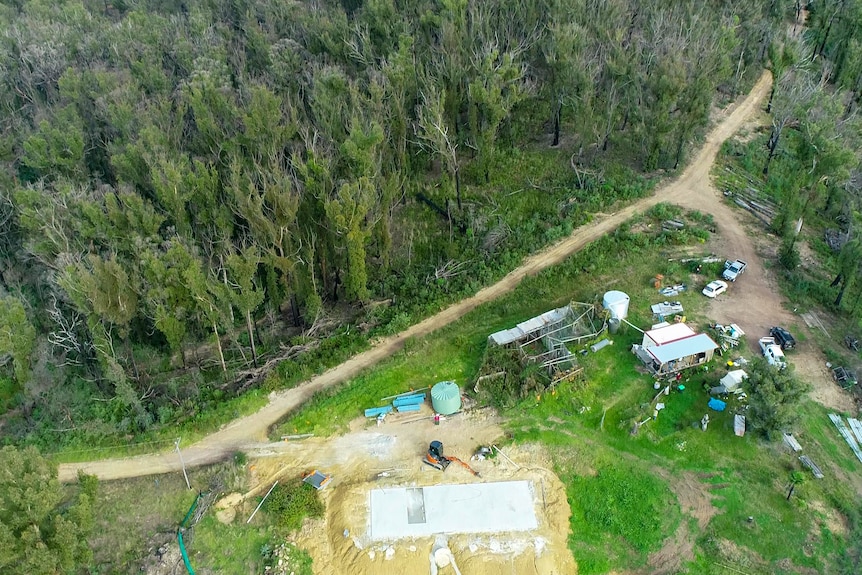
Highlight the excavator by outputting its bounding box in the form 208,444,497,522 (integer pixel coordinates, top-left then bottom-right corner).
422,441,481,477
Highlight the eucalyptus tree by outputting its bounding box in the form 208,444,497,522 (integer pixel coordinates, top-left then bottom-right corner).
746,359,810,440
179,56,240,162
784,86,857,248
668,6,737,169
542,19,598,149
20,106,86,182
326,118,386,303
0,446,96,575
141,239,200,367
184,256,232,373
58,255,149,426
763,70,818,176
228,156,300,315
466,1,534,183
832,236,862,308
765,40,801,113
379,35,420,173
0,295,36,385
226,245,265,366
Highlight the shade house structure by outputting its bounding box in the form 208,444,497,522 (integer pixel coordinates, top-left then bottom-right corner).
487,302,604,384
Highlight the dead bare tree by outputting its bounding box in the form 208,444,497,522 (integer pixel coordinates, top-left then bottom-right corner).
428,259,472,284
764,70,818,175
46,296,90,366
415,87,462,209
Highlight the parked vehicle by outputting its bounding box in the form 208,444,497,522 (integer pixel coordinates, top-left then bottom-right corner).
702,280,728,298
722,259,747,282
759,336,787,369
769,326,796,350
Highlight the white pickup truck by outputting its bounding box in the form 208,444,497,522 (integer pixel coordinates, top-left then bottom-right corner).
759,336,787,369
723,259,747,282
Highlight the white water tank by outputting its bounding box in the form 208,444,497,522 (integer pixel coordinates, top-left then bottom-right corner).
603,290,630,320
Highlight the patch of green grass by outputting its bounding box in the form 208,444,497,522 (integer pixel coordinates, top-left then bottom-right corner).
568,464,680,554
275,330,485,437
191,477,319,575
192,516,275,574
86,459,249,572
87,473,201,571
708,474,816,567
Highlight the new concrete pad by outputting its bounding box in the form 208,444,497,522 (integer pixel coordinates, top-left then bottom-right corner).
369,480,537,540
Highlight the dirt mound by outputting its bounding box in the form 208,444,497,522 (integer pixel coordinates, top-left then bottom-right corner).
215,492,243,508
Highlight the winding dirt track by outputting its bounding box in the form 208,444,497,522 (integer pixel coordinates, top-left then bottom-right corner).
58,72,774,483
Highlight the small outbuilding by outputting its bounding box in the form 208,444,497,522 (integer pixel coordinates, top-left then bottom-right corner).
641,323,696,348
633,323,718,376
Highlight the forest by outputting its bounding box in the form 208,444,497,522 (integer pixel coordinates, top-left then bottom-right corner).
0,0,861,452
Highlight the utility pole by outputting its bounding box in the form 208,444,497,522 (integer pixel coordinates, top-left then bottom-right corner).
175,438,191,490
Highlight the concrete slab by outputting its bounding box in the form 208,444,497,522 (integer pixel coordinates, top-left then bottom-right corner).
369,480,538,540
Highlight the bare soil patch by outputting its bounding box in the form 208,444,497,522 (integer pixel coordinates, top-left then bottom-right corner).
808,499,850,537
236,408,575,575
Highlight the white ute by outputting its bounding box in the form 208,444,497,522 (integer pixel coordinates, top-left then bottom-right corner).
759,336,787,369
722,259,747,282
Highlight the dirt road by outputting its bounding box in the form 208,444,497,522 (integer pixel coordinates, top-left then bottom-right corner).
59,71,789,483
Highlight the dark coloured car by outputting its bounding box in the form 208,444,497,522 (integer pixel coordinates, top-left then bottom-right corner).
770,326,796,350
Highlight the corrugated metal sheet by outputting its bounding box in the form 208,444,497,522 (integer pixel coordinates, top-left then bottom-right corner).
643,323,696,347
516,307,568,335
648,333,718,364
489,327,525,346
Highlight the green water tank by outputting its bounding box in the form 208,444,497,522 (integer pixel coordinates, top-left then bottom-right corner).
431,381,461,415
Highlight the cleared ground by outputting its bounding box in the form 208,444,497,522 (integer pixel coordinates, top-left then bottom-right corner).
231,407,576,575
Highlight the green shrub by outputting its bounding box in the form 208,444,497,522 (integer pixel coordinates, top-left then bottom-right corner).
779,238,800,270
264,480,325,531
647,202,682,221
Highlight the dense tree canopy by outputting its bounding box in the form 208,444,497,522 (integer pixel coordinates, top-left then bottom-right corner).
0,446,96,575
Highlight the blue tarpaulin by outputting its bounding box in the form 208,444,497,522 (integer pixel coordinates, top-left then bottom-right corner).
708,398,727,412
